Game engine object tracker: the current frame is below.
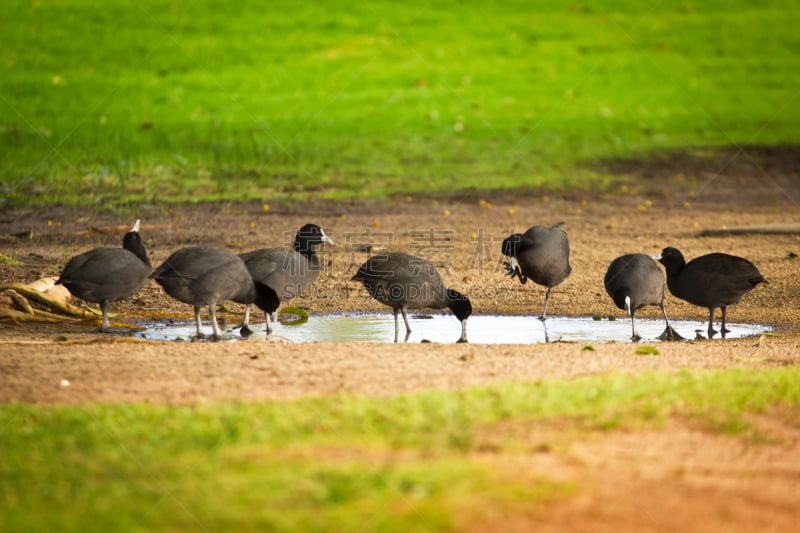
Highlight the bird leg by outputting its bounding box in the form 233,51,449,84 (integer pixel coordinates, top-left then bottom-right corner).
626,297,641,341
208,305,221,341
657,304,684,341
392,308,400,343
401,306,412,335
240,304,254,337
391,307,413,342
265,311,272,335
707,308,718,338
193,306,206,339
539,288,552,320
721,306,730,337
98,300,111,332
457,318,468,343
630,315,642,342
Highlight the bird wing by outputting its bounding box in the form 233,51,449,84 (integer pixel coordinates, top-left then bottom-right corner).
241,248,319,300
240,248,287,281
353,253,438,282
151,247,223,281
689,254,764,283
60,248,140,284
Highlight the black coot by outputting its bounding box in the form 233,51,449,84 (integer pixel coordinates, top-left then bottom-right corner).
239,223,333,335
57,219,151,332
351,252,472,342
502,222,571,319
151,245,256,340
604,253,681,341
656,247,767,337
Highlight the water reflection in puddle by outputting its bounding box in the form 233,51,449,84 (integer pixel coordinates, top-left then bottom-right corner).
135,313,770,344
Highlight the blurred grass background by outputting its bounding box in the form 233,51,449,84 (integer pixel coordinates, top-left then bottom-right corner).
3,368,799,532
1,0,799,205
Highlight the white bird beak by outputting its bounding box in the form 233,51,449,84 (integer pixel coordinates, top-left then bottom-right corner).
651,253,662,260
321,231,334,245
132,219,141,232
508,256,518,270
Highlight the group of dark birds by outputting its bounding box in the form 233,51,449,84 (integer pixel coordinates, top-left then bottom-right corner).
56,219,767,342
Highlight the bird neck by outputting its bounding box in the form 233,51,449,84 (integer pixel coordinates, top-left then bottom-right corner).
660,250,687,280
446,289,472,321
124,234,151,267
663,260,685,281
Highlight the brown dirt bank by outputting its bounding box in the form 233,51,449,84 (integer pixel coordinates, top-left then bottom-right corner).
1,175,799,404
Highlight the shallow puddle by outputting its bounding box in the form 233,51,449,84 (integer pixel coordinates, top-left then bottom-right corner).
135,313,770,344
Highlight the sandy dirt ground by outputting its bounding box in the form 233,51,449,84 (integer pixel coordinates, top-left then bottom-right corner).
1,153,800,531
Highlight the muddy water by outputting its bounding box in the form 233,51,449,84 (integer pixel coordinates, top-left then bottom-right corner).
136,313,770,344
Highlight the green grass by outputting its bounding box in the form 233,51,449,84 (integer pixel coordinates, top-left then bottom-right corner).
2,367,799,532
0,253,24,266
1,0,799,205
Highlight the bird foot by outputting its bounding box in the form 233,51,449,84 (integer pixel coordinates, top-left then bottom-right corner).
658,326,685,341
191,332,221,342
240,325,254,337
